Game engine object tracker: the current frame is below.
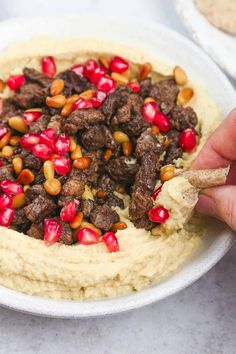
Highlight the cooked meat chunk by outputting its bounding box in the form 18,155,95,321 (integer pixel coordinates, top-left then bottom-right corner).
106,194,125,209
29,114,50,134
24,195,57,223
129,187,153,221
105,156,139,184
1,99,21,124
0,164,14,181
13,83,46,108
57,70,91,96
81,125,116,151
25,184,47,203
12,208,26,225
164,129,182,164
133,216,154,230
60,222,73,245
57,195,80,208
139,78,152,99
82,150,103,185
81,199,95,218
64,109,106,134
97,174,115,195
61,176,85,198
135,152,160,191
23,67,52,87
19,150,43,171
150,79,179,114
120,113,149,137
47,115,63,135
102,86,131,118
170,106,198,131
27,223,44,240
135,128,163,159
90,204,119,231
110,93,142,126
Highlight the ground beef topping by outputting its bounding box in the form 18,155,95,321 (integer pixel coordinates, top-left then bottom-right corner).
0,54,198,251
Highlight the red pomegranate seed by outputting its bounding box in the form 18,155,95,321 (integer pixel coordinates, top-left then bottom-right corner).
110,56,129,73
0,180,23,196
154,112,171,132
32,144,52,160
91,90,107,107
128,81,140,93
97,76,115,92
0,126,9,140
78,227,100,245
0,160,2,167
0,194,13,211
102,232,120,253
72,98,93,111
23,111,42,126
84,59,98,79
40,128,57,149
70,64,84,77
90,67,107,85
41,56,56,78
141,101,158,123
60,200,77,222
178,128,197,152
52,156,71,175
7,75,25,90
54,133,70,155
20,133,41,150
153,185,162,200
0,207,14,227
148,205,169,223
44,219,62,246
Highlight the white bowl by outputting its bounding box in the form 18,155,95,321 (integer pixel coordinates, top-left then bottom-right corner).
0,15,235,318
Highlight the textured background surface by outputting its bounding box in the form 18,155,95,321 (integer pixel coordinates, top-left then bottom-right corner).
0,1,235,353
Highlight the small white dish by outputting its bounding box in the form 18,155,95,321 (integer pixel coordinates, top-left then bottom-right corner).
0,14,235,318
174,0,236,79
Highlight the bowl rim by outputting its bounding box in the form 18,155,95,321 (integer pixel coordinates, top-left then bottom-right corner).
0,14,235,318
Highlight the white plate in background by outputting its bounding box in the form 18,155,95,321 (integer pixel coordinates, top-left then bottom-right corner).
0,15,235,318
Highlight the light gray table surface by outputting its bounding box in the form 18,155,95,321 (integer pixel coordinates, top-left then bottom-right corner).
0,1,235,353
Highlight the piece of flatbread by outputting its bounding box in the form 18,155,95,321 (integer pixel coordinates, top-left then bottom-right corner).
180,167,229,189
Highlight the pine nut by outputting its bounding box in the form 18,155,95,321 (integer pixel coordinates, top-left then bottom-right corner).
12,193,26,209
44,178,61,195
160,164,175,182
46,95,66,108
2,145,14,158
50,79,64,96
71,145,83,159
8,116,29,133
140,62,152,80
17,169,35,185
113,131,130,143
177,88,194,106
12,157,23,174
69,211,84,229
43,160,55,180
173,66,188,85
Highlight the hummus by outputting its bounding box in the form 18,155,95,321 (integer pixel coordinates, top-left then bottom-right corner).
0,37,221,300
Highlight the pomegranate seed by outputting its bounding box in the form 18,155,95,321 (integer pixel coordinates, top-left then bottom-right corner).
78,227,100,245
41,56,56,78
90,67,107,85
141,101,158,123
110,56,129,73
178,128,197,152
70,64,84,77
60,200,77,222
154,112,171,132
102,232,120,253
20,133,41,150
97,76,115,92
0,160,2,167
128,81,140,93
32,144,52,160
0,194,12,211
72,98,93,111
91,90,107,107
148,205,169,223
84,59,98,79
40,128,57,149
54,133,70,155
0,180,23,196
7,75,25,90
0,126,9,140
44,219,62,246
0,207,14,227
23,111,42,126
153,185,162,200
52,156,71,175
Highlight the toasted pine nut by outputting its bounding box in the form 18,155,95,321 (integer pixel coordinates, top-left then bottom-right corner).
0,131,11,149
50,79,64,96
144,97,155,104
25,108,42,113
99,55,110,69
82,185,94,200
177,88,194,106
79,221,102,236
111,221,127,232
96,190,106,198
73,157,92,170
113,131,130,143
9,136,20,146
44,178,61,195
160,164,175,182
111,72,129,85
67,94,80,105
2,145,13,158
78,89,95,100
103,149,112,161
12,157,23,174
61,102,73,117
140,62,152,80
17,169,35,185
43,160,55,180
69,137,77,152
0,79,5,93
151,125,159,134
69,211,84,229
122,141,132,157
122,69,131,80
173,66,188,85
71,145,83,159
116,186,125,194
8,116,29,134
12,193,26,209
46,95,66,108
23,185,30,192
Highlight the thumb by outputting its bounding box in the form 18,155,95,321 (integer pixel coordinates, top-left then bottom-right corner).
195,185,236,231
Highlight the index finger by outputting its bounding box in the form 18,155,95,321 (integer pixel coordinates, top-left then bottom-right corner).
192,108,236,169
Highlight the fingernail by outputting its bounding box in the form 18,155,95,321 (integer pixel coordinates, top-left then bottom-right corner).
195,194,216,216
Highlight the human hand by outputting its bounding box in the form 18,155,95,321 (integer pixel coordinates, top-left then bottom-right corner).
192,108,236,230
